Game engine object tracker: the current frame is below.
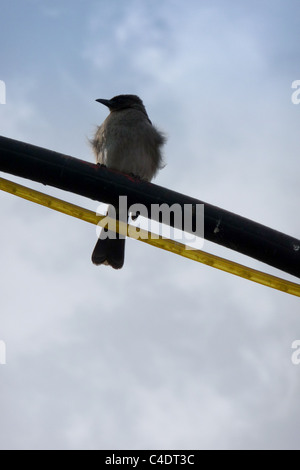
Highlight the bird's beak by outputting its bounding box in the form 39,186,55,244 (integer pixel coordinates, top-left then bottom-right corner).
96,98,111,108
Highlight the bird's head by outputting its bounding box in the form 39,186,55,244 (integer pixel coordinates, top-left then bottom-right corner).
96,94,147,114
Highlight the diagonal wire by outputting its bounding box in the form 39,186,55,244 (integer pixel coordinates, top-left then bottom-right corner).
0,176,299,298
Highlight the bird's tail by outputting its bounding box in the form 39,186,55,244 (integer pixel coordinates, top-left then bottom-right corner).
92,206,126,269
92,234,125,269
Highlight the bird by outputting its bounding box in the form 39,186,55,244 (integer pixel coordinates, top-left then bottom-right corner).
91,94,166,269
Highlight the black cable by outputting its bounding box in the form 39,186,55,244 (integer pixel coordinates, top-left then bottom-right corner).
0,135,299,278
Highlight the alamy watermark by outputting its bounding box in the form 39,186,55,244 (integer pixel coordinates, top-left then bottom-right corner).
96,197,204,250
0,79,6,104
291,340,300,365
291,80,300,104
0,340,6,365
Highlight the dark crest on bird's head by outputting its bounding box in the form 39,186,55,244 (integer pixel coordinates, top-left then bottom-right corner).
108,94,144,109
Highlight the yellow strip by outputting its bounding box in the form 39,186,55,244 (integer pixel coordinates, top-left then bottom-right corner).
1,176,300,298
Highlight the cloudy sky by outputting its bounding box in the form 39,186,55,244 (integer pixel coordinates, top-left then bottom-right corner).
0,0,300,450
